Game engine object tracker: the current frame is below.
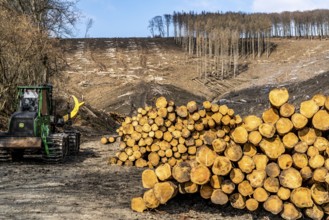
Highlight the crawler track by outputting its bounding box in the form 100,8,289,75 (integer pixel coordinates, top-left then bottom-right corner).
42,133,68,163
66,130,80,155
0,148,11,162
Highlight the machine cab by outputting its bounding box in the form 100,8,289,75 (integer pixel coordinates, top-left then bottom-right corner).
8,85,53,137
16,85,53,116
20,89,39,112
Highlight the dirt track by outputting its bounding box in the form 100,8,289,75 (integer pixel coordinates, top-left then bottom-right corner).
0,138,281,220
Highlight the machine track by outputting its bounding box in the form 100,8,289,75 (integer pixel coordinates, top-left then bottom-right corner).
65,130,80,155
42,133,68,163
0,148,11,162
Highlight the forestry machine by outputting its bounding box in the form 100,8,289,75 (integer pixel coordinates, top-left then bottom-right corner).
0,85,84,163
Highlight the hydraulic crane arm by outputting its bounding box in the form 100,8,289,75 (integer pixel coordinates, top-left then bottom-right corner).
63,95,85,122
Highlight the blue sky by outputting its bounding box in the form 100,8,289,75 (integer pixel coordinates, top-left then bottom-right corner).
75,0,329,38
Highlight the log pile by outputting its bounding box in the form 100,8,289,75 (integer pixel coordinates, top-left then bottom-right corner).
128,88,329,220
109,96,241,167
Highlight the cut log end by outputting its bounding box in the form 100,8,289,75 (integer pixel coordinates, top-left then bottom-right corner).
131,197,147,213
269,88,289,108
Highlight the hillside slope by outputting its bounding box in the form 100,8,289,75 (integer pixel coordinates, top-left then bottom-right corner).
59,38,329,132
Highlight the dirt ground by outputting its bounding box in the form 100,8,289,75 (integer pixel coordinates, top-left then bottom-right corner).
0,138,282,220
1,38,329,219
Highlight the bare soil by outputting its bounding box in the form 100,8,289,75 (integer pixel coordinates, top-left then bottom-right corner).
1,37,329,219
0,139,280,220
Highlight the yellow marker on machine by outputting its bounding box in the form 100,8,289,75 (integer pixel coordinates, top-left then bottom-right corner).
63,95,85,122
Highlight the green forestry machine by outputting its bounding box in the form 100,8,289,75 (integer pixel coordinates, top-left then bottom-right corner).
0,85,84,163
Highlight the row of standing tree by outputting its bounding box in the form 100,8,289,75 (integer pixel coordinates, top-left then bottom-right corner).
151,10,329,80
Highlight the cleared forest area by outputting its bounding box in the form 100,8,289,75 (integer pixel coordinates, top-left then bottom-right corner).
60,37,329,121
1,4,329,219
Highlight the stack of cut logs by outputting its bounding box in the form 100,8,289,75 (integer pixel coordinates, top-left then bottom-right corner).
115,88,329,220
109,97,241,167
